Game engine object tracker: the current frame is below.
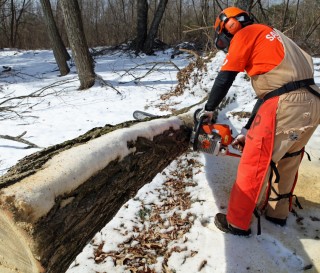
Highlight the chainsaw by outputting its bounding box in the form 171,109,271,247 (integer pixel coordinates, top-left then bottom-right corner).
190,109,241,157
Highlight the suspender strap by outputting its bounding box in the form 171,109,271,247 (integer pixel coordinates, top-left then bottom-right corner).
306,86,320,99
270,161,280,183
269,187,291,201
263,78,317,101
253,208,261,235
304,151,311,161
282,148,303,159
271,148,308,184
269,187,303,209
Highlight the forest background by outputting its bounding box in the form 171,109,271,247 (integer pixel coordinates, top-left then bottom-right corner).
0,0,319,56
1,0,319,91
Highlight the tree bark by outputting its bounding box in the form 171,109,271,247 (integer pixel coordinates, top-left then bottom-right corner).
9,0,14,47
40,0,70,76
281,0,290,32
143,0,168,55
134,0,148,53
59,0,95,89
234,0,254,12
0,115,192,273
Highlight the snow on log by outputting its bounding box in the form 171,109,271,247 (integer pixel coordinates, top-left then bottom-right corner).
0,114,192,273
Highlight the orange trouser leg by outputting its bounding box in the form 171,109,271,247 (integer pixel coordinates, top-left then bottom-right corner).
226,97,279,230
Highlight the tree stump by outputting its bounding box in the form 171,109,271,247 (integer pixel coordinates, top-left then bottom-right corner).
0,115,192,273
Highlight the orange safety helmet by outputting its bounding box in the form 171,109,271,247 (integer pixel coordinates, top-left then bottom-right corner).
214,7,253,52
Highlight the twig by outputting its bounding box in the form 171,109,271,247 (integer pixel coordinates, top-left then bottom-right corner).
95,74,123,96
0,78,78,106
0,131,40,148
198,260,207,271
182,25,212,34
119,61,180,84
0,78,78,120
178,48,200,59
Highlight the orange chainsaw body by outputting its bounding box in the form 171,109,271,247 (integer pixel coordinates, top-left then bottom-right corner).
191,115,240,157
201,123,234,146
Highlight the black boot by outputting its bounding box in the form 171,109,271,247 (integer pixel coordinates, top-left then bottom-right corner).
214,213,251,236
265,215,287,226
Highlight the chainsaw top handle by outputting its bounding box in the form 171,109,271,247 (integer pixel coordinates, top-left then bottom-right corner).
193,108,207,151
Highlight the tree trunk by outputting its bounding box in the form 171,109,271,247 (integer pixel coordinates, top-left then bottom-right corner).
0,115,192,273
134,0,148,53
40,0,70,76
201,0,209,26
143,0,168,55
59,0,95,89
281,0,290,32
234,0,254,12
292,0,300,38
9,0,15,47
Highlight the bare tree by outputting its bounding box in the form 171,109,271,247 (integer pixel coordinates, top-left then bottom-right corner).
143,0,168,54
3,0,31,47
201,0,209,26
234,0,254,12
134,0,148,53
0,0,7,9
292,0,300,38
281,0,290,32
59,0,95,89
0,0,319,56
178,0,182,40
40,0,70,76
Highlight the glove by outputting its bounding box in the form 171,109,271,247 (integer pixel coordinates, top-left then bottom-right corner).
231,127,248,152
195,108,215,123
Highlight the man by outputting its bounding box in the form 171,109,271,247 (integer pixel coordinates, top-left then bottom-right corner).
198,6,320,236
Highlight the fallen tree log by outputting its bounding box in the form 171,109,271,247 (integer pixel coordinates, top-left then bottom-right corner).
0,113,193,273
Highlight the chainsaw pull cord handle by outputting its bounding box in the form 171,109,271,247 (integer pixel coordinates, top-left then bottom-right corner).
193,109,206,151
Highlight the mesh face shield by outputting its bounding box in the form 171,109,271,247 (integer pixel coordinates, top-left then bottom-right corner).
214,31,232,53
214,13,233,52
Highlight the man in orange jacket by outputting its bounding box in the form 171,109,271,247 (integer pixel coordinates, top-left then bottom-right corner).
198,7,320,236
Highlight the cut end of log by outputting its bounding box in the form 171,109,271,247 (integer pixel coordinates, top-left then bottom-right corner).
0,211,43,273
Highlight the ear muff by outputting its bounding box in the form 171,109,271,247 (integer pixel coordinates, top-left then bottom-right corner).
216,12,243,36
224,18,242,35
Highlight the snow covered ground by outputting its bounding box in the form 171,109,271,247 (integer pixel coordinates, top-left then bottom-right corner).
0,48,319,273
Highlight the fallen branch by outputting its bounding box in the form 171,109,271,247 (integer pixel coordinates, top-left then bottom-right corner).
0,131,40,148
182,25,212,34
178,48,200,59
95,74,123,96
119,61,180,83
0,78,79,120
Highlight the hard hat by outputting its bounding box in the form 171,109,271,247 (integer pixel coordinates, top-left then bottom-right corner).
214,7,253,52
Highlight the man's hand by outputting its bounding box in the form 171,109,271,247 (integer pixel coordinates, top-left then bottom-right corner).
231,128,248,152
195,108,215,123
